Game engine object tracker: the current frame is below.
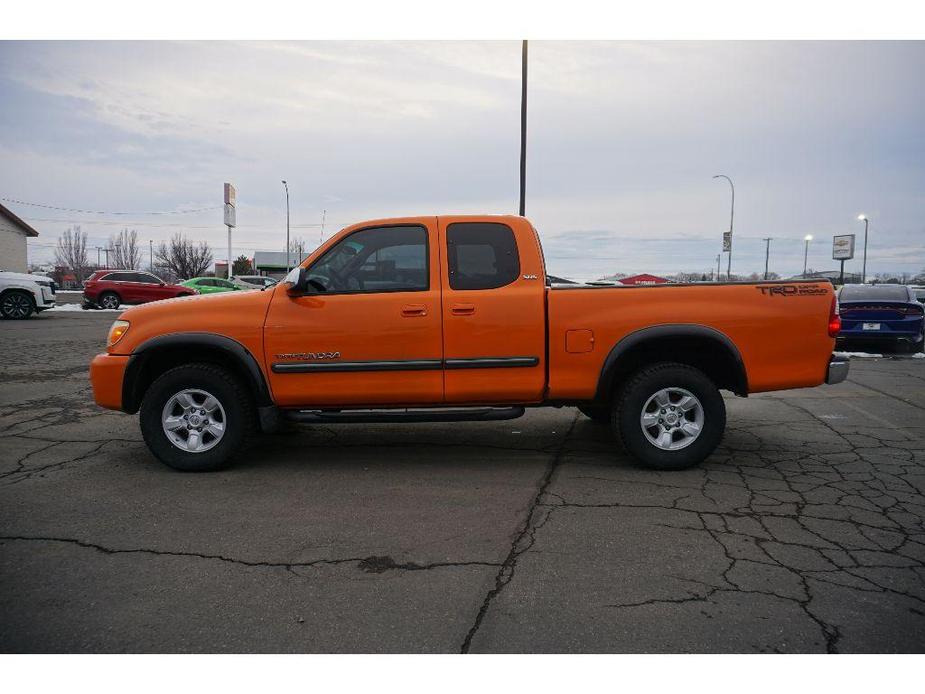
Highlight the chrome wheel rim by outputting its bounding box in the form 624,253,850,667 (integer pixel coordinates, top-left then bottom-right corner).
640,387,704,451
161,388,226,453
101,295,119,309
2,293,31,318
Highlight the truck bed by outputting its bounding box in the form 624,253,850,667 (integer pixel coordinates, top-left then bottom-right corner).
546,280,835,399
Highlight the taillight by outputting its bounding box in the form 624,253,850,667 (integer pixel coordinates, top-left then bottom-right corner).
828,295,841,337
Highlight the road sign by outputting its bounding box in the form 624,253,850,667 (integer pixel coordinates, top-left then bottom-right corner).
722,231,732,252
833,234,855,260
224,182,236,207
224,203,236,228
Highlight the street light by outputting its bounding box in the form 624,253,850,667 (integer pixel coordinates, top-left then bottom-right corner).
282,180,290,273
858,214,869,284
713,174,734,280
803,235,813,277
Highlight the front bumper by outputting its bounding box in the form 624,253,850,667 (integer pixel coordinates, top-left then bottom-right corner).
826,354,850,385
90,353,130,410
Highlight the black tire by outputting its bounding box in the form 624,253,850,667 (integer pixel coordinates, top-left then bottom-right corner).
0,290,35,320
612,362,726,470
139,363,256,472
577,404,610,424
99,292,121,310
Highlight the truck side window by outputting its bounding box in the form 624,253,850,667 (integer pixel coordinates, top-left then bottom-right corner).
447,222,520,290
307,225,428,294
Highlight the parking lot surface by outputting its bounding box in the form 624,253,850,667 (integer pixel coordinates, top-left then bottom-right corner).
1,311,924,653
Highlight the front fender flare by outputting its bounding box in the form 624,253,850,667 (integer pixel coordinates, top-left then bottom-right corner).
121,332,272,413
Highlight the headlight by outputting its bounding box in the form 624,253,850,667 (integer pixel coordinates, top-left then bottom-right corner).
107,320,130,347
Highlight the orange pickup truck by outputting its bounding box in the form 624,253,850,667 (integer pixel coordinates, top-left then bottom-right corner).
90,215,847,472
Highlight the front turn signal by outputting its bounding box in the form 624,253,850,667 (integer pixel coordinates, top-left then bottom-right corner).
107,320,130,347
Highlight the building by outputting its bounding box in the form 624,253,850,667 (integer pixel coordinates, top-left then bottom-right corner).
788,270,862,285
0,201,39,273
619,273,671,286
253,251,310,280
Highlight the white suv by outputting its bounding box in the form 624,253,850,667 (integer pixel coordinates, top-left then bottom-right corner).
0,271,57,319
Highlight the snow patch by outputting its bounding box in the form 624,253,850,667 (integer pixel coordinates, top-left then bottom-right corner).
834,351,883,359
47,304,121,313
913,352,925,359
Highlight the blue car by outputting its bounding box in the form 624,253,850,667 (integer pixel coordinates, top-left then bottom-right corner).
837,284,924,353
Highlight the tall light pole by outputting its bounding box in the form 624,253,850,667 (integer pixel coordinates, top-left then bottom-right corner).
803,234,813,277
858,214,869,284
519,40,528,217
713,174,734,280
149,239,153,272
282,180,290,273
715,253,721,282
762,237,773,280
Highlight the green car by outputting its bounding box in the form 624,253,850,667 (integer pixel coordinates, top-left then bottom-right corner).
180,277,241,294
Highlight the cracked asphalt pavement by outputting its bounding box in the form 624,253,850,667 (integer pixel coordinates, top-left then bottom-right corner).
2,311,925,652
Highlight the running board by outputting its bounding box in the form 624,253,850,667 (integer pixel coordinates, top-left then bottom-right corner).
283,406,526,424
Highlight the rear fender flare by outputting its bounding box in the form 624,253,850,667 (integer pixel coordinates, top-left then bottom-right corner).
594,324,748,401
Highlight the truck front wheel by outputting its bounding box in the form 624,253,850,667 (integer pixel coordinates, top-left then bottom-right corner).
139,363,256,472
613,362,725,470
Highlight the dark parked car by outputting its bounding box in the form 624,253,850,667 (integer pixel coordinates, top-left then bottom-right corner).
83,270,197,310
837,284,924,353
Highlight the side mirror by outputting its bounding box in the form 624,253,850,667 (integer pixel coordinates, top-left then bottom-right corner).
287,267,309,295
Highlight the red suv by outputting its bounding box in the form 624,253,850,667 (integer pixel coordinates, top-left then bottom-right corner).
83,270,197,310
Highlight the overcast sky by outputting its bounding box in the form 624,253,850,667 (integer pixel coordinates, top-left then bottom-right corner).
1,40,923,280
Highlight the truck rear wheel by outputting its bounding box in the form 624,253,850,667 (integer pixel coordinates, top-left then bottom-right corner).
613,362,725,470
139,363,256,472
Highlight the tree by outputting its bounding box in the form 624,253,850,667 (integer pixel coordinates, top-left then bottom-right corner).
154,233,213,280
54,225,90,282
289,236,309,263
232,255,253,275
107,228,142,269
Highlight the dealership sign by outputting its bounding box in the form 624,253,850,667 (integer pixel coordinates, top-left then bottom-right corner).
832,234,855,260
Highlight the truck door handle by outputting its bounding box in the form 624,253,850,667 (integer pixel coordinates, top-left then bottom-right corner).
450,303,475,316
401,304,428,317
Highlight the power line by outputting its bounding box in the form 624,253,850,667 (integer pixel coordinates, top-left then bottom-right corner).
21,216,324,229
2,197,222,215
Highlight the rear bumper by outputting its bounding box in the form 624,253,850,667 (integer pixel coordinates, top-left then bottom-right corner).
90,353,130,410
826,354,850,385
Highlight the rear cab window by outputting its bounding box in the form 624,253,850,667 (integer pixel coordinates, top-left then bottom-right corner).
446,222,519,290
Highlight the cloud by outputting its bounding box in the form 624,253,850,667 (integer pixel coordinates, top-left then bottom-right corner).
0,40,922,277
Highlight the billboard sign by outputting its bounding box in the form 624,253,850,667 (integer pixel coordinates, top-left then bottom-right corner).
224,182,236,207
832,234,855,260
722,231,732,252
224,203,236,228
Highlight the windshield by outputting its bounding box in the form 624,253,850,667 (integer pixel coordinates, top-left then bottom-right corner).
839,285,910,302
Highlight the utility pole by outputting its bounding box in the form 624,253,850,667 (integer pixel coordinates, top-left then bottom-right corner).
282,180,290,273
858,214,870,284
762,237,772,280
715,254,721,282
103,248,110,267
320,209,326,246
519,40,528,217
713,174,734,280
803,235,813,277
96,246,102,268
149,239,153,271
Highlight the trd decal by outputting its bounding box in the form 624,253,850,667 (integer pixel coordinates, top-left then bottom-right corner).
756,285,828,297
274,351,341,360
